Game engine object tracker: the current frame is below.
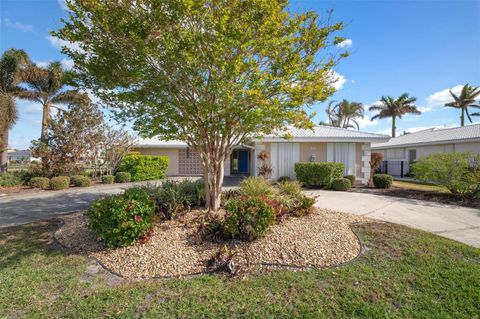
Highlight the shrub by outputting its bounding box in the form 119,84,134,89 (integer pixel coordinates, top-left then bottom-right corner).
178,179,205,206
373,174,393,189
220,196,276,241
118,153,169,181
115,172,131,183
239,176,275,197
101,175,115,184
277,180,303,198
412,152,480,196
294,162,344,188
331,178,352,191
344,175,356,185
12,170,38,184
71,175,91,187
294,196,316,217
50,176,71,190
29,177,50,189
277,176,291,183
87,189,155,247
0,173,22,187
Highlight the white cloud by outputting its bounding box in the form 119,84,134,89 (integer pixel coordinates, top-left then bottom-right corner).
330,71,347,90
58,0,69,10
47,35,82,52
3,18,35,32
417,106,433,113
336,39,352,48
356,116,378,129
426,85,464,106
61,58,74,69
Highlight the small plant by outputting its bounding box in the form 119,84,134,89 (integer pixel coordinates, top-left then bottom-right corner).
373,174,393,189
49,176,71,190
344,175,356,185
178,179,206,206
29,177,50,189
221,189,240,203
71,175,91,187
239,176,275,197
277,176,291,183
87,188,155,247
277,180,303,198
257,151,273,178
0,173,22,187
369,152,384,187
101,175,115,184
205,245,238,275
331,178,352,191
115,172,131,183
294,196,316,217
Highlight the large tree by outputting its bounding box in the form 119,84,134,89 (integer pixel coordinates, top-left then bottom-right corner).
324,99,364,129
445,84,480,127
55,0,348,210
369,93,421,137
0,49,30,173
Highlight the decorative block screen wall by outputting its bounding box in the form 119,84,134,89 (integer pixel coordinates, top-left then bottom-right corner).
178,149,202,175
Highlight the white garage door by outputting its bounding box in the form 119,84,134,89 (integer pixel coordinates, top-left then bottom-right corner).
327,143,356,176
270,142,300,179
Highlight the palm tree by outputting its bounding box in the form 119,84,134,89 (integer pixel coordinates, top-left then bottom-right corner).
324,99,364,129
0,49,30,172
17,62,87,146
444,84,480,126
369,93,421,137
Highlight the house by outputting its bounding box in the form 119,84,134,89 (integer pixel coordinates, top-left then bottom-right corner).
372,124,480,176
134,126,390,184
7,150,39,164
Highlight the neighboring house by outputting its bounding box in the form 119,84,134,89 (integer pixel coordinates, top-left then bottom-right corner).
134,126,389,185
7,150,39,164
372,124,480,176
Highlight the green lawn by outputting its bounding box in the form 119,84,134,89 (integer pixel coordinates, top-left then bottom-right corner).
1,220,479,318
392,180,449,193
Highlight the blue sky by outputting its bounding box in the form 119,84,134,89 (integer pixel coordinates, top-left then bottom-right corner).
1,0,480,149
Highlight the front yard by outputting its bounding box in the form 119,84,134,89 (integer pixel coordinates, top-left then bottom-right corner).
1,219,478,318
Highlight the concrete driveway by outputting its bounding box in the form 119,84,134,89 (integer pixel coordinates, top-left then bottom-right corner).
308,190,480,248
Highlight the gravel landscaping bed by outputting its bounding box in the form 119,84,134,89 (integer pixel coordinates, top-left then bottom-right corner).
55,208,368,279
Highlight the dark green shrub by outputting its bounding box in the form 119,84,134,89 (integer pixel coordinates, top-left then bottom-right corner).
118,153,169,181
71,175,91,187
294,162,344,188
115,172,131,183
220,196,275,241
29,177,50,189
12,170,38,184
294,196,316,217
87,189,155,247
239,176,275,197
152,179,205,219
277,176,291,183
178,179,205,206
101,175,115,184
344,175,356,185
373,174,393,189
50,176,71,190
331,178,352,191
0,173,22,187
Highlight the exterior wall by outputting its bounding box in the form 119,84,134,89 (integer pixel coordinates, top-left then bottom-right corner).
133,147,179,176
374,141,480,161
299,142,327,162
360,143,371,185
355,143,362,179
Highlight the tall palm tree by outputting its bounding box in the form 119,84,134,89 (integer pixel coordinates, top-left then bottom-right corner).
0,49,30,172
324,99,364,129
369,93,421,137
444,84,480,126
17,62,87,145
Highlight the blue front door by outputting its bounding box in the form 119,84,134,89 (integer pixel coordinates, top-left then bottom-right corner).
238,150,249,173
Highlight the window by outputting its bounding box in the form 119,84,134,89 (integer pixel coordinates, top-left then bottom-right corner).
408,149,417,163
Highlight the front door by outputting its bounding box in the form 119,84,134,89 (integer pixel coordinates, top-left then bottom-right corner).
231,149,250,174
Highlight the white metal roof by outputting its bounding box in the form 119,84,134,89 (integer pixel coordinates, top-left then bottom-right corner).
136,138,188,148
372,124,480,149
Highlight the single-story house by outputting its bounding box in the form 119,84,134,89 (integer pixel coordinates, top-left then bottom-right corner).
7,150,39,163
134,126,390,185
372,124,480,176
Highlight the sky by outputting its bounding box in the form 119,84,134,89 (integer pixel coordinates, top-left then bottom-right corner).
1,0,480,149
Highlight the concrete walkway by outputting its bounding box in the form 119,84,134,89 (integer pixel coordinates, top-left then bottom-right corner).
308,190,480,248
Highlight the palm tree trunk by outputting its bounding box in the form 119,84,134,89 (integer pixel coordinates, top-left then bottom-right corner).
461,108,465,127
0,128,9,173
391,116,396,137
40,102,50,144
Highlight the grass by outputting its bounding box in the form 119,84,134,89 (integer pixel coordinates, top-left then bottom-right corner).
392,180,449,193
0,220,479,318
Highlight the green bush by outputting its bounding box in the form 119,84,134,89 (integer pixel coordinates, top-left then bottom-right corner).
344,175,356,185
331,178,352,191
87,189,155,247
12,170,38,184
277,176,291,183
29,177,50,189
71,175,91,187
219,196,276,241
115,172,131,183
294,162,344,188
239,176,275,197
101,175,115,184
0,173,22,187
277,180,303,198
294,196,316,217
118,153,169,181
373,174,393,189
50,176,71,190
412,152,480,196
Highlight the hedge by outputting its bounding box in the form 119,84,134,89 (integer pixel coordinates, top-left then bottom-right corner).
331,178,352,191
118,153,169,182
29,177,50,189
294,162,344,188
373,174,393,189
50,176,70,190
115,172,131,183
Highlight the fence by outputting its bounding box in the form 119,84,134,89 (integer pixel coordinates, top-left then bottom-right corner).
379,160,411,177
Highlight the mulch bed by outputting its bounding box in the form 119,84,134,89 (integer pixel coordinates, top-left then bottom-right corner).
351,187,480,209
55,208,368,279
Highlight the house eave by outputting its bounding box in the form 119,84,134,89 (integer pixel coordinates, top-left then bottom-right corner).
372,137,480,150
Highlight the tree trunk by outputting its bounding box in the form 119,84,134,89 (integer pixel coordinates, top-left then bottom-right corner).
461,108,465,127
391,116,396,137
40,102,50,168
0,128,8,173
200,146,226,212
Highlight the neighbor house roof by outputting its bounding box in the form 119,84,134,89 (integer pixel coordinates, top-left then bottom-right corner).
8,150,32,157
135,138,188,148
372,124,480,149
